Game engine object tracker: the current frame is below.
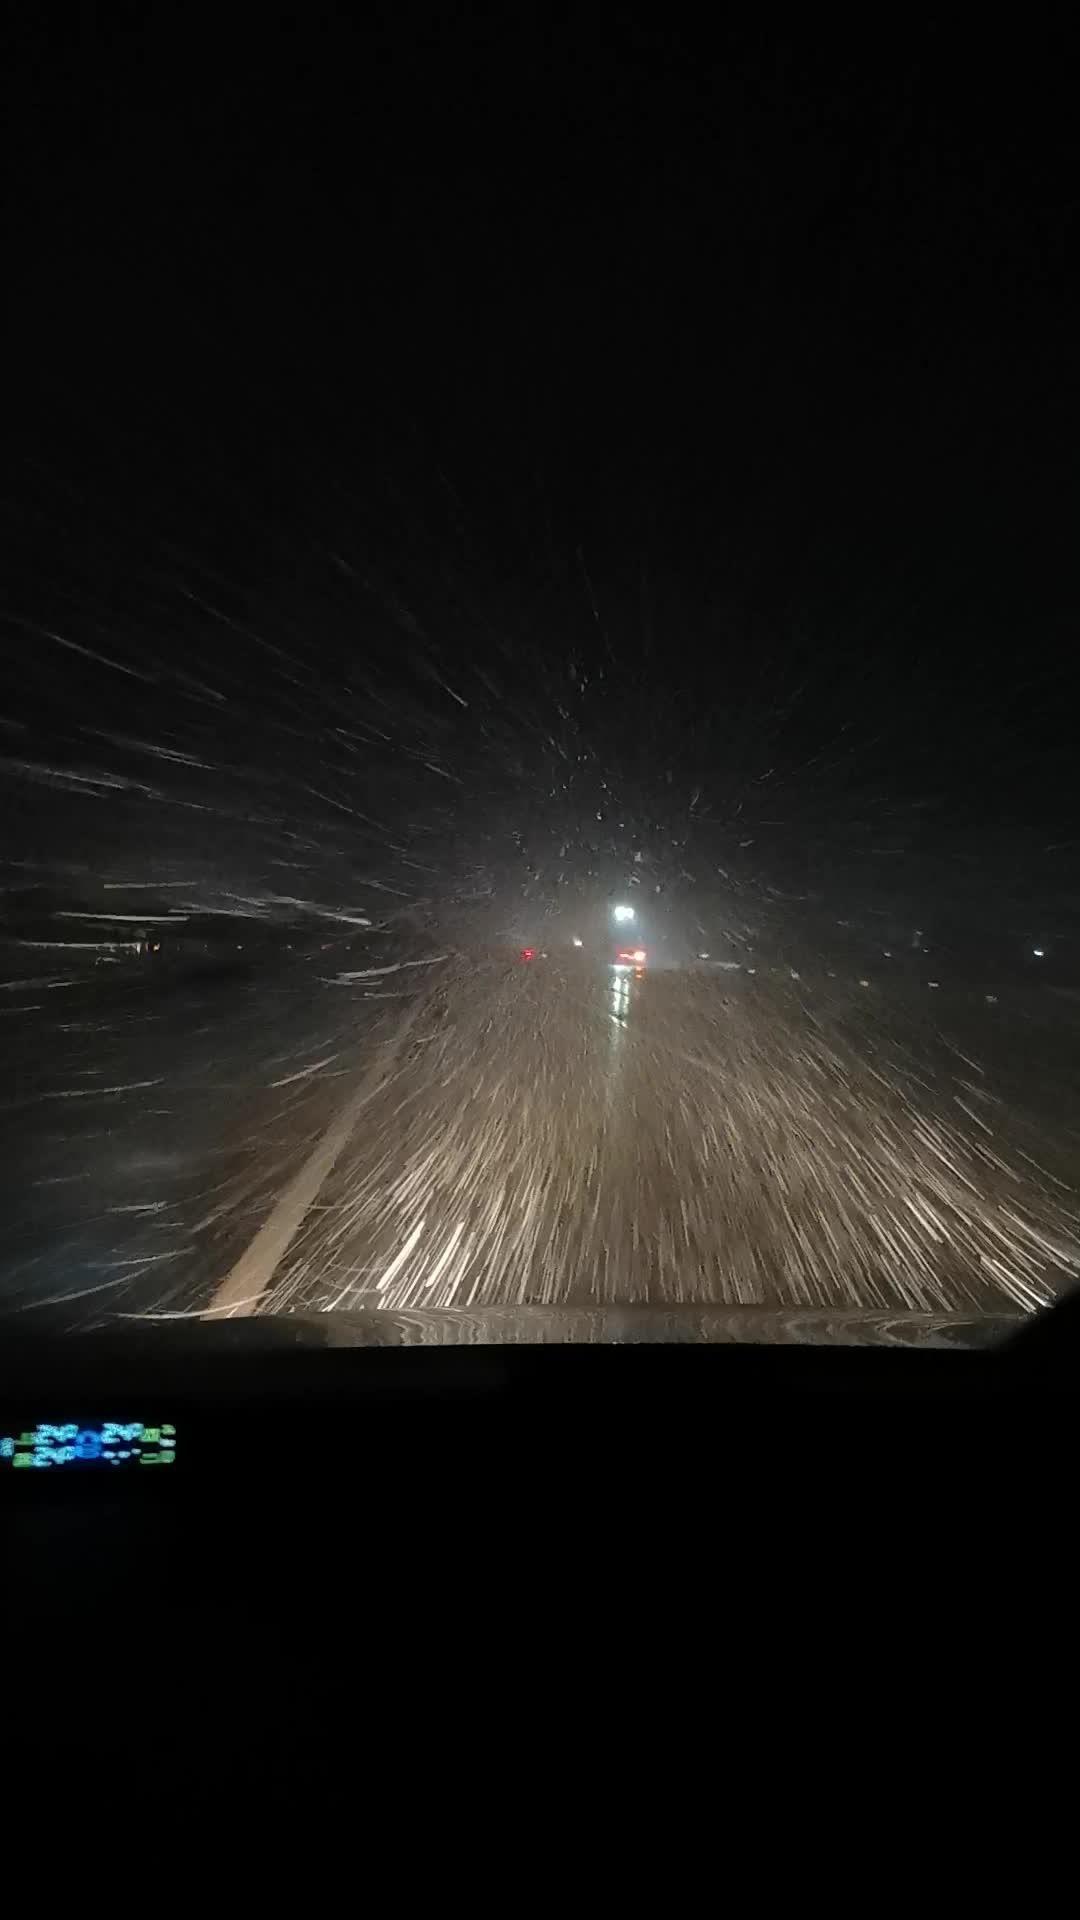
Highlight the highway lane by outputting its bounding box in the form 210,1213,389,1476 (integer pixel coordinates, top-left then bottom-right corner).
4,951,1079,1333
249,960,1080,1323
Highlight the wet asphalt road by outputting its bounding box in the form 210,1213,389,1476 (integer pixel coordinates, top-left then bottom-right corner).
3,950,1078,1334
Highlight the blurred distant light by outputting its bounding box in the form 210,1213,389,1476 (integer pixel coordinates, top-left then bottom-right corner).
1033,947,1045,958
613,904,635,923
520,948,534,962
572,937,583,948
632,949,646,964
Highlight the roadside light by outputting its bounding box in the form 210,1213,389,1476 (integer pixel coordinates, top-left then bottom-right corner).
572,937,583,947
613,904,635,923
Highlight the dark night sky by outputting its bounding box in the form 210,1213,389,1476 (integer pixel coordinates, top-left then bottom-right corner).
3,13,1078,958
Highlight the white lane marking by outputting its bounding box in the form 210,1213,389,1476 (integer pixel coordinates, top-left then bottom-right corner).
204,995,430,1319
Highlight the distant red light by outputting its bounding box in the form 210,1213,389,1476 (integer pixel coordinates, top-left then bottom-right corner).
521,948,534,961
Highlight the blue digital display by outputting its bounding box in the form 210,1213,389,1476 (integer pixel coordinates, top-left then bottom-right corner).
0,1421,176,1469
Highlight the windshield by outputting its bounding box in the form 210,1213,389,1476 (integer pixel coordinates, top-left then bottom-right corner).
2,21,1076,1349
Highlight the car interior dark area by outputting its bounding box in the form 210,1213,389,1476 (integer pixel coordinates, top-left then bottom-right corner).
5,1314,1071,1791
5,1303,1074,1614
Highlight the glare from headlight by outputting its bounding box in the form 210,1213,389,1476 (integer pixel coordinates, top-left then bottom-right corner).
613,904,635,923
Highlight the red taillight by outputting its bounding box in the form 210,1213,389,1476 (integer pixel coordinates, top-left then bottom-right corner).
521,948,534,962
